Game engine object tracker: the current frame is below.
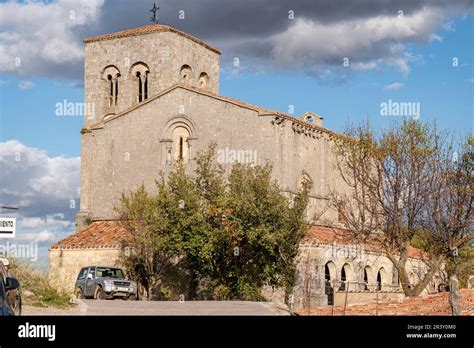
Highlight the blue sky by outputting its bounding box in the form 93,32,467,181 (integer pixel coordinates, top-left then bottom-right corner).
0,0,473,267
1,14,472,157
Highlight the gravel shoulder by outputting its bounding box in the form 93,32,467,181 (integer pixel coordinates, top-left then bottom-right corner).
22,304,83,316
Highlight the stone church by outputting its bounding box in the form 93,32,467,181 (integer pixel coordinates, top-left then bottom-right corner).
49,24,440,309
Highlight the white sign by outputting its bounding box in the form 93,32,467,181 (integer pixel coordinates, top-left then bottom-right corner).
0,218,16,238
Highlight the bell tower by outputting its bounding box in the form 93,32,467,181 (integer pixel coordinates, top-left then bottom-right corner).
82,24,221,127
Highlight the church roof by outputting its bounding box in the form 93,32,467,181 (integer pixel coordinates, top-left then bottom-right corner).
91,83,338,138
50,221,128,250
83,24,221,54
50,221,425,260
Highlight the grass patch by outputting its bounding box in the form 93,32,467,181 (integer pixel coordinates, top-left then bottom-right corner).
8,259,74,308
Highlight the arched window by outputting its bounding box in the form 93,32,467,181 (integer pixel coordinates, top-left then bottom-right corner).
363,266,371,291
324,261,336,306
325,264,331,281
171,126,190,162
180,65,192,83
339,263,352,291
377,267,386,291
130,63,150,103
102,66,120,107
198,72,209,89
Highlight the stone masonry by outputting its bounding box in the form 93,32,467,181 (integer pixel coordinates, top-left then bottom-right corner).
50,24,443,307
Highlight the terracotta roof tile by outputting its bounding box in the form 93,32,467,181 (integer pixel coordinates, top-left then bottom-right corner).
83,24,221,54
50,221,129,250
304,225,426,259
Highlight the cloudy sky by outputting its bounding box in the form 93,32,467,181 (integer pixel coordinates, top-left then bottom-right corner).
0,0,473,267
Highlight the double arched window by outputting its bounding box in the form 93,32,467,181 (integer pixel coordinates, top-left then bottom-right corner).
102,66,120,107
131,63,150,103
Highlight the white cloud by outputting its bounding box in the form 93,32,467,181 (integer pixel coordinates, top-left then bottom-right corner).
384,82,404,90
0,0,104,79
14,230,64,247
33,230,57,244
270,8,446,76
0,140,80,224
18,80,34,89
21,214,73,230
0,140,79,253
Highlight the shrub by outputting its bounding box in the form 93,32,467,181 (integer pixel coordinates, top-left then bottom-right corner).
8,259,73,308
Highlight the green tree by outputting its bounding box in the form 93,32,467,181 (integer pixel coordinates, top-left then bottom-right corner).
117,144,311,301
116,186,181,299
202,161,310,300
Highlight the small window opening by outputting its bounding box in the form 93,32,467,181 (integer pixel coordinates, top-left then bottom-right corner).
179,137,184,160
136,72,142,102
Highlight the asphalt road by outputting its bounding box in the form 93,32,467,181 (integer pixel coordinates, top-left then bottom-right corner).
24,300,289,316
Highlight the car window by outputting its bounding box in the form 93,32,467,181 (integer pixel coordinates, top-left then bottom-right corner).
88,267,96,279
77,268,88,280
96,267,124,279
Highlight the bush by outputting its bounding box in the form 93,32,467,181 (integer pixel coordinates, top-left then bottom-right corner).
8,259,73,308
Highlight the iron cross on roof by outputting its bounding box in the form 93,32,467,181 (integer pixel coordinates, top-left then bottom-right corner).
150,3,160,24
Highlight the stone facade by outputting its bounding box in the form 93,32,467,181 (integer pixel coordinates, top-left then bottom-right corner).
49,248,121,293
77,24,345,229
263,226,443,310
50,24,442,306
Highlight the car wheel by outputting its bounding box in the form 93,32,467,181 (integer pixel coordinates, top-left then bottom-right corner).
75,288,85,299
94,286,107,300
128,294,137,301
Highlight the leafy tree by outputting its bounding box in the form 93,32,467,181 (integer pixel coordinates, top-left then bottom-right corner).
332,120,473,310
116,186,181,299
420,136,473,315
116,144,310,301
203,162,310,300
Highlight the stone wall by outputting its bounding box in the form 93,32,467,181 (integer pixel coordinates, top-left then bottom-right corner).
78,86,346,227
288,242,444,310
84,31,220,128
49,248,121,293
333,291,403,306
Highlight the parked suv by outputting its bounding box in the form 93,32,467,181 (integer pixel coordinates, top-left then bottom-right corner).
0,258,22,316
75,266,138,300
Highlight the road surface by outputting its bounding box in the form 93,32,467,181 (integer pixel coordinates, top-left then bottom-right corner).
23,300,289,316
